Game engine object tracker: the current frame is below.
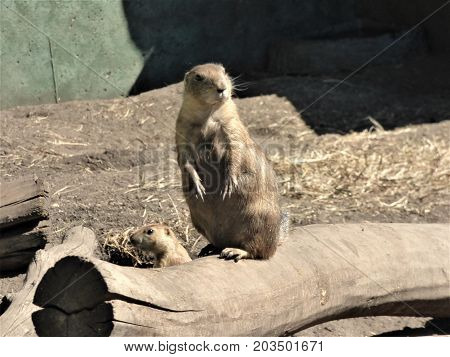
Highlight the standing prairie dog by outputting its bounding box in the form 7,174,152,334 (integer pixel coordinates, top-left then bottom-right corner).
129,224,191,268
176,63,283,262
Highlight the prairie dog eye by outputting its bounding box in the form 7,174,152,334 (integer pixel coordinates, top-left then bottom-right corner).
194,74,204,82
146,228,154,235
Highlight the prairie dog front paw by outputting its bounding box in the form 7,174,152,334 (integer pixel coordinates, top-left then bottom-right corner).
220,247,250,262
222,175,238,199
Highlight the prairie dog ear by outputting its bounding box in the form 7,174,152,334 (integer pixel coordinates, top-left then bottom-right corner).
184,71,191,80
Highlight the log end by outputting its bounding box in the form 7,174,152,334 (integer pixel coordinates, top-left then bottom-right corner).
32,256,113,336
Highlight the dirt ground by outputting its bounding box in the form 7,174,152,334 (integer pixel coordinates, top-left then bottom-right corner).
1,55,449,336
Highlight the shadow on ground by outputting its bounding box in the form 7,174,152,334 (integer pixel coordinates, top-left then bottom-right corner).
122,0,450,135
375,318,450,336
121,0,357,95
240,55,450,134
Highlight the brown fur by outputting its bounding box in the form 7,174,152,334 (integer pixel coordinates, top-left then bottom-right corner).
176,63,282,261
129,224,192,268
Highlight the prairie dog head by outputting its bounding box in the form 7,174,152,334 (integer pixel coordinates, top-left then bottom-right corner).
184,63,233,105
129,224,176,256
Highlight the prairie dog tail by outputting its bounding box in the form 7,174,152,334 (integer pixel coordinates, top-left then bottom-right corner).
278,211,290,245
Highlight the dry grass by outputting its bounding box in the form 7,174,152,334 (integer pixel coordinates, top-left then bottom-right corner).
271,124,450,222
102,122,450,266
101,227,153,267
101,182,196,266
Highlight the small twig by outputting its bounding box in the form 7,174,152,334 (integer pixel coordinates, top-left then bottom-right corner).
167,193,181,222
190,235,203,253
53,185,73,196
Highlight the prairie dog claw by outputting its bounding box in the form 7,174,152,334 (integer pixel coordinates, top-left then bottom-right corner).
185,162,206,200
222,175,238,199
220,247,250,262
194,179,206,200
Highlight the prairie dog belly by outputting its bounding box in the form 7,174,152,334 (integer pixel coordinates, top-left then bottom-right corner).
186,191,246,248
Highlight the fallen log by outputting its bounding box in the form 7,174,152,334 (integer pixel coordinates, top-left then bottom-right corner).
0,223,448,337
0,176,49,272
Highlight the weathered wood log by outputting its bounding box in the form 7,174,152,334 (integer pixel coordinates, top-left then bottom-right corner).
0,223,448,337
0,176,49,272
0,176,49,229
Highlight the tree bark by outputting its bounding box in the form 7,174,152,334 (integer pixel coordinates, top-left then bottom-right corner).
0,223,448,337
0,176,49,272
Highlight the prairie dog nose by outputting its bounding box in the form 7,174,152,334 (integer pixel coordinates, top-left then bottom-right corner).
217,87,225,94
129,234,141,245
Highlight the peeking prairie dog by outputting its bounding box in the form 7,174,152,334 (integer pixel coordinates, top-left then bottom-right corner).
129,224,192,268
175,63,284,262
